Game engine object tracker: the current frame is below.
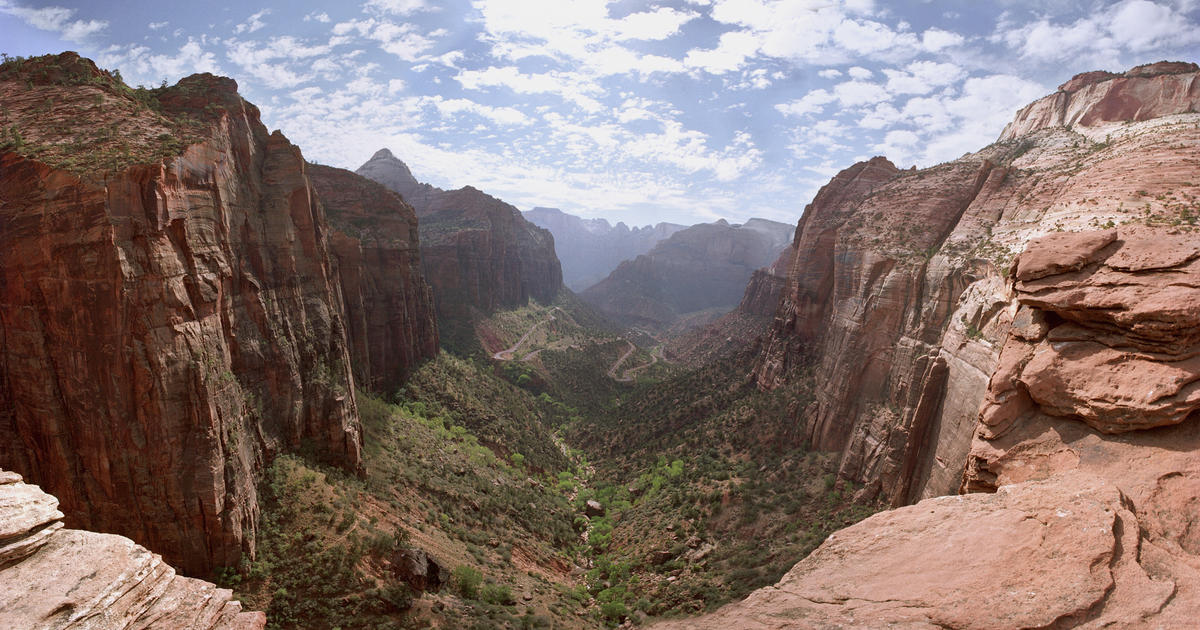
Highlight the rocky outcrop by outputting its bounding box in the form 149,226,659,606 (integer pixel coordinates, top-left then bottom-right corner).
1000,61,1200,140
308,164,438,394
965,227,1200,490
655,470,1185,630
355,150,563,338
752,61,1200,507
0,470,266,629
582,218,793,331
354,148,440,212
523,206,686,291
0,56,362,575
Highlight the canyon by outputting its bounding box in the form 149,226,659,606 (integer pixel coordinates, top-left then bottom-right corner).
2,49,1200,630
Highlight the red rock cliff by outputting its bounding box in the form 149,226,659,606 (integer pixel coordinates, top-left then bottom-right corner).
1000,60,1200,140
307,164,438,395
753,61,1200,506
0,54,362,575
661,60,1200,630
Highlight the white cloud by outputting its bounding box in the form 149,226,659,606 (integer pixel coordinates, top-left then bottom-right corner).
0,1,107,42
234,9,270,35
998,0,1200,64
333,18,438,61
364,0,431,15
847,66,872,79
148,21,168,30
833,79,889,106
921,27,963,52
817,68,843,79
775,89,836,117
882,60,965,95
473,0,697,61
429,96,532,126
97,39,222,85
684,30,760,73
455,66,604,112
303,12,330,23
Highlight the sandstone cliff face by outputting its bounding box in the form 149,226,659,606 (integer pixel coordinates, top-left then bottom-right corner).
668,226,1200,629
522,206,686,291
0,469,266,630
307,164,438,395
753,61,1200,507
1000,61,1200,140
356,150,563,335
582,218,793,331
0,55,362,575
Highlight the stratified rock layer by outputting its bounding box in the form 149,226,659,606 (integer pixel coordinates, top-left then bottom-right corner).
308,163,438,395
0,470,266,630
655,471,1178,630
1001,61,1200,140
0,62,362,575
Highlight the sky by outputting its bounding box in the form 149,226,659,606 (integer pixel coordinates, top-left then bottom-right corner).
2,1,1198,226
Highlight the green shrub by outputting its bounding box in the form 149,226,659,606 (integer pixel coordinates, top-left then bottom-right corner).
452,565,483,599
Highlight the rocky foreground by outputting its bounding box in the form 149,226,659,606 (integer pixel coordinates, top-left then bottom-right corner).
0,469,264,629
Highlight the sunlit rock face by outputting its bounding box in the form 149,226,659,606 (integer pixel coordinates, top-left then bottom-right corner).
660,62,1200,630
752,62,1200,507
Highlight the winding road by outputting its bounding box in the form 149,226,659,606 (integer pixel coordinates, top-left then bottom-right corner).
492,308,561,361
608,342,663,382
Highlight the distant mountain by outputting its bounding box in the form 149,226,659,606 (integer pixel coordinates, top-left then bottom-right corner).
356,149,562,353
523,207,686,291
581,218,794,331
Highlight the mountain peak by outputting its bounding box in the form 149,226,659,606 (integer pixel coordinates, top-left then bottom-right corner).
370,148,396,160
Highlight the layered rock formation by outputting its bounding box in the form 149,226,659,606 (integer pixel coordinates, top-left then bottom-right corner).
1001,60,1200,140
0,469,265,629
752,60,1200,508
582,218,793,331
0,54,364,575
356,150,563,336
308,164,438,394
522,206,686,291
666,225,1200,629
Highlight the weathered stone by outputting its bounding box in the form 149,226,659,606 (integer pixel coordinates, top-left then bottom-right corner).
391,548,449,593
0,470,264,629
654,472,1172,630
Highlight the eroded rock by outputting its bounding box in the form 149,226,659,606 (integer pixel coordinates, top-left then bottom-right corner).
0,470,265,630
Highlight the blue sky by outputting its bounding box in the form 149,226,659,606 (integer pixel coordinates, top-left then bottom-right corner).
2,1,1198,225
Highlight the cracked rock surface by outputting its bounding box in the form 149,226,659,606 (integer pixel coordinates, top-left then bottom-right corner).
0,470,264,630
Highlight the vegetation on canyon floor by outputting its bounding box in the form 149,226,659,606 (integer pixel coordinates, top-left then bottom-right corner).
215,299,881,629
